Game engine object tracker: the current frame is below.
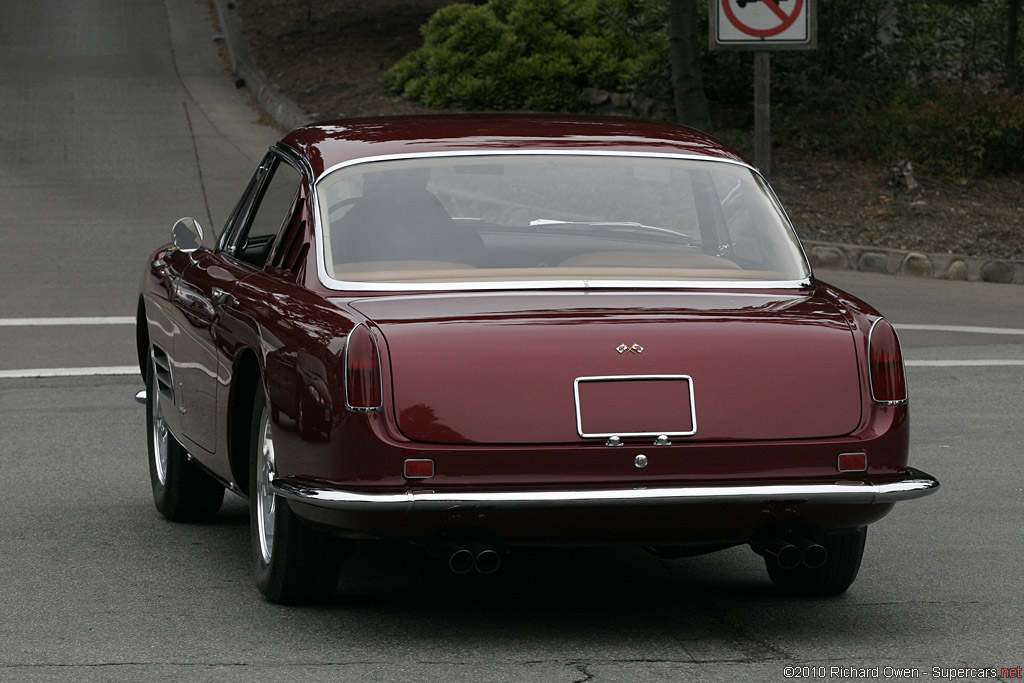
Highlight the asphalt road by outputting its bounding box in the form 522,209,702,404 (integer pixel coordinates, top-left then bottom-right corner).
1,1,1022,681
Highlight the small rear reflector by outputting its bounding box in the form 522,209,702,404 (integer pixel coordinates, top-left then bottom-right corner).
837,452,867,472
404,459,435,479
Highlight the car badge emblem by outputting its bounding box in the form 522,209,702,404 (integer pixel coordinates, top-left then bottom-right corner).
616,343,644,354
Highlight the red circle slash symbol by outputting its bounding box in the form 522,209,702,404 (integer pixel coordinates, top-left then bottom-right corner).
722,0,804,38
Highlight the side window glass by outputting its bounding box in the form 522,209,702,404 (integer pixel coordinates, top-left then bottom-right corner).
236,159,302,268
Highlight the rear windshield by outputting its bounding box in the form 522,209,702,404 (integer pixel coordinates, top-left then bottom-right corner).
316,153,809,286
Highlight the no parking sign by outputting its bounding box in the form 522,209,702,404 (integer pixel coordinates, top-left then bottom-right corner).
711,0,817,50
707,0,816,175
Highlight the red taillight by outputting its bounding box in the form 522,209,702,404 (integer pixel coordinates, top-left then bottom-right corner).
868,319,907,405
345,324,382,411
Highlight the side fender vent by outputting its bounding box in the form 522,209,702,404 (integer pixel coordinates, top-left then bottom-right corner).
152,345,174,403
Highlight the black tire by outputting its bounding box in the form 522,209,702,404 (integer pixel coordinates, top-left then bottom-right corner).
147,351,225,522
765,527,867,597
249,389,346,604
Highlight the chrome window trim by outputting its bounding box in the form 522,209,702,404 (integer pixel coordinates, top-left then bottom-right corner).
573,374,698,439
868,318,909,406
271,466,940,511
274,141,315,183
310,150,814,292
343,322,383,413
220,152,276,256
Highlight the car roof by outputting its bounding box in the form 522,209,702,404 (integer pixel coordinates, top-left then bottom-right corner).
279,114,750,180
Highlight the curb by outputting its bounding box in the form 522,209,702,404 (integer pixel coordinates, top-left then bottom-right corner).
804,240,1024,285
211,0,312,133
209,3,1023,286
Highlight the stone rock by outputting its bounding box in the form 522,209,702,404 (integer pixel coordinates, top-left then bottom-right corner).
809,246,847,270
981,260,1014,283
583,88,609,106
890,160,920,191
901,252,933,278
858,251,890,273
945,260,969,281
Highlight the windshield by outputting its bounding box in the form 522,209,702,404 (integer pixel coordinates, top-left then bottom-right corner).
316,153,810,287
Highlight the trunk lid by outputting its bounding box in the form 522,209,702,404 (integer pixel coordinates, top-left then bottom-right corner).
348,290,862,444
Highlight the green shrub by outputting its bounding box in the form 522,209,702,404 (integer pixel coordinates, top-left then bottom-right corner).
384,0,1024,177
775,84,1024,178
903,87,1024,177
746,0,1024,177
383,0,671,111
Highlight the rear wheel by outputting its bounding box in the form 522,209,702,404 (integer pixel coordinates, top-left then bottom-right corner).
147,351,224,522
765,527,867,597
249,389,346,604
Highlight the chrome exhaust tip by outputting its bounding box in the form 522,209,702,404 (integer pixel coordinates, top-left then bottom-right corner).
447,545,475,575
788,535,828,569
462,542,502,575
750,535,802,570
474,548,502,575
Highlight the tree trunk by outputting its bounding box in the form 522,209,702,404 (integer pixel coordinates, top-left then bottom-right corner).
669,0,712,131
1008,0,1021,91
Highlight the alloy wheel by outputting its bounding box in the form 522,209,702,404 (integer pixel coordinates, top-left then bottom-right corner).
256,406,277,564
150,360,169,486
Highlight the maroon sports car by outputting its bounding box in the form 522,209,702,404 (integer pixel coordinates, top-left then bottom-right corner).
137,115,938,604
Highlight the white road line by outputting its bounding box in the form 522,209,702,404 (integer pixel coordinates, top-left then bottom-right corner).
0,367,139,379
0,319,1021,334
0,321,1021,379
906,360,1024,367
896,324,1024,336
0,317,134,326
2,361,1020,380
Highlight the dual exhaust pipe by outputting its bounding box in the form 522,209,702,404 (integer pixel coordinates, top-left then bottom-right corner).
434,533,824,574
751,531,828,570
436,542,502,575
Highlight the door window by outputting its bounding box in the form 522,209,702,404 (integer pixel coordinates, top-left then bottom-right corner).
234,158,303,268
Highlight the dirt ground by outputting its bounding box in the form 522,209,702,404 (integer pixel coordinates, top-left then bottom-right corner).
238,0,1024,260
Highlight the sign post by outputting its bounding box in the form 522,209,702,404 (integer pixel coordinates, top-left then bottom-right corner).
710,0,817,176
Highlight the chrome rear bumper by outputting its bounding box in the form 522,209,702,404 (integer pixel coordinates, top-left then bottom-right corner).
271,467,938,513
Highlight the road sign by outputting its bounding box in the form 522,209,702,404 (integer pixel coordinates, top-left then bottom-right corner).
710,0,816,50
707,0,817,176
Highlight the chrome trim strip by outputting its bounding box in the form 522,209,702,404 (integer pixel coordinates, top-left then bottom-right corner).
573,374,697,438
310,150,814,292
316,150,759,187
271,467,939,512
274,141,315,183
868,318,909,406
318,278,813,293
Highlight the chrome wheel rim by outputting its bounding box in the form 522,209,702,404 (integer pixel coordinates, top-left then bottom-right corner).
256,405,276,564
150,359,169,486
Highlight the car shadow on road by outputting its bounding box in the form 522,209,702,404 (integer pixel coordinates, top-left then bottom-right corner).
154,500,936,657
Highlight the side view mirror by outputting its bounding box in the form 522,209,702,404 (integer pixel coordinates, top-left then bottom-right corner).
171,217,205,254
